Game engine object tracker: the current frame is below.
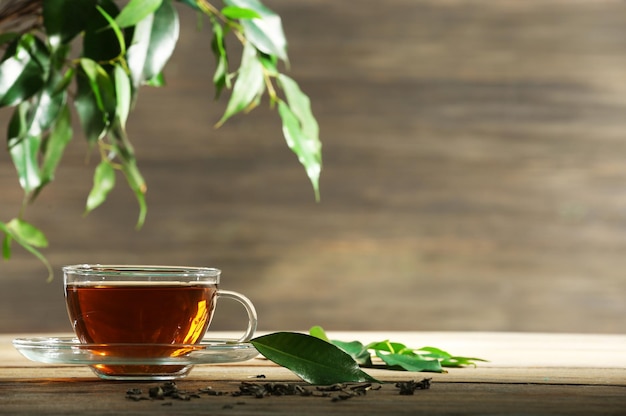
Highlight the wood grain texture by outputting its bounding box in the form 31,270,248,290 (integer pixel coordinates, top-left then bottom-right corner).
1,380,624,416
2,1,626,333
1,332,625,415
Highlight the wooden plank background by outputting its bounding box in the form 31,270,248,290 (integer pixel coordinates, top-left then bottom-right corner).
1,0,626,333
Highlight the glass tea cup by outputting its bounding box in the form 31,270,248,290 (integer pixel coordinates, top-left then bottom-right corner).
63,264,257,380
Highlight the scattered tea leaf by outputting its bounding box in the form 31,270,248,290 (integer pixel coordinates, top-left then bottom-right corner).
365,340,414,355
308,325,330,342
418,346,487,368
376,351,443,373
308,326,487,374
395,378,432,395
331,340,372,367
251,332,379,385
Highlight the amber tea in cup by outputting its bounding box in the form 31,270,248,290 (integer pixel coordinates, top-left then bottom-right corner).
63,265,257,380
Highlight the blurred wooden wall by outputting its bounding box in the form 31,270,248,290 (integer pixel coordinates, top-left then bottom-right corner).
1,0,626,333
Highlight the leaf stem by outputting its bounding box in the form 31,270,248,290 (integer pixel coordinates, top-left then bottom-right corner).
195,0,246,45
262,67,278,104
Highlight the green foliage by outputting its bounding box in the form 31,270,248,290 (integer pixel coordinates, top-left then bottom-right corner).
0,219,52,281
251,332,380,385
310,326,488,374
86,161,116,213
224,0,287,61
42,0,96,48
115,0,164,29
248,328,487,385
0,34,49,107
126,0,179,88
0,0,321,277
216,41,264,125
221,6,260,20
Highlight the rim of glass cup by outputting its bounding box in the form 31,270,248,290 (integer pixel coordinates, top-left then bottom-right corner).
62,264,221,283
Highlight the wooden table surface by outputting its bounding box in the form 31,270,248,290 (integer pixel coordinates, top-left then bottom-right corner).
0,332,624,415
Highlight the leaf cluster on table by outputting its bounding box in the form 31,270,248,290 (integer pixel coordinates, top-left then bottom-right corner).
250,327,488,385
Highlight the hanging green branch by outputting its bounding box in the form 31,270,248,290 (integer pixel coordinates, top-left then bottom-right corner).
0,0,322,277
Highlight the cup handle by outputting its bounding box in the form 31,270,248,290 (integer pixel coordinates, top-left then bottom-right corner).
216,290,258,343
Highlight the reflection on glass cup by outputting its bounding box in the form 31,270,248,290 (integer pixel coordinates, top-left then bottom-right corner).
63,265,257,380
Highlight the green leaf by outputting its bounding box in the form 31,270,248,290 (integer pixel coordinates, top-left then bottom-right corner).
8,134,42,193
0,219,54,282
121,161,148,229
251,332,379,385
210,17,229,99
85,160,116,213
115,0,163,28
119,150,148,229
96,5,127,57
332,340,372,366
308,325,330,342
278,74,319,143
221,6,261,20
277,100,321,201
376,352,444,373
418,347,488,368
127,0,180,88
108,126,148,229
53,67,76,95
4,63,68,186
365,340,413,355
258,52,278,76
75,58,117,142
416,346,451,359
43,0,96,48
114,65,131,127
74,70,107,145
441,356,488,368
309,326,372,366
224,0,287,62
79,58,117,117
7,103,42,193
6,218,48,248
24,75,67,138
0,220,52,281
29,89,64,136
276,75,321,201
39,103,72,190
7,100,28,139
0,34,49,108
145,72,166,86
142,0,179,82
217,42,264,126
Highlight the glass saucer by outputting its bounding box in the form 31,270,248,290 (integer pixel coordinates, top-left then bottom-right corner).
13,337,259,380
